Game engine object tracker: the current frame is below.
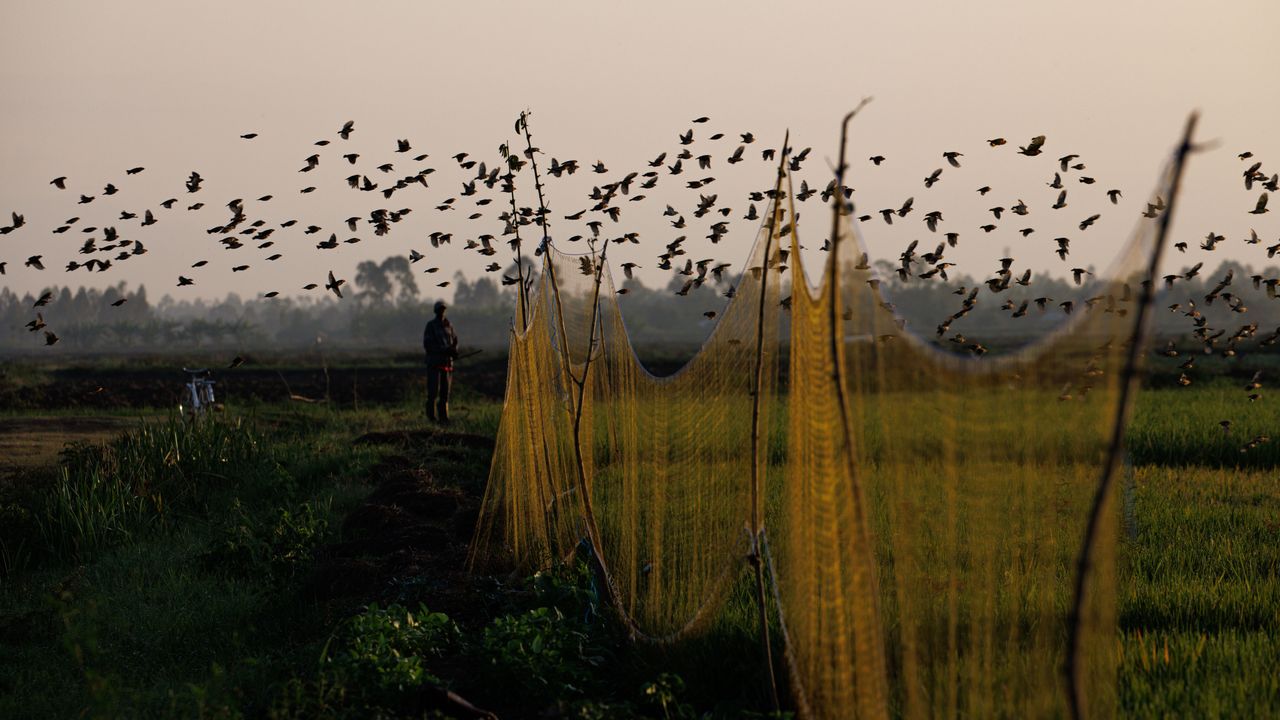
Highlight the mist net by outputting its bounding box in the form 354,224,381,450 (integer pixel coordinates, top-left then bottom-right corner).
470,124,1190,717
469,165,788,642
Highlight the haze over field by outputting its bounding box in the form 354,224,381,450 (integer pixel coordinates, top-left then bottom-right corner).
1,0,1278,309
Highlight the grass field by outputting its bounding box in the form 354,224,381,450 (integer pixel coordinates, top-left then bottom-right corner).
0,355,1276,718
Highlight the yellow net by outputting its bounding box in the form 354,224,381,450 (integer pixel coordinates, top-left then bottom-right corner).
469,164,788,641
772,182,1168,719
470,119,1195,716
467,267,584,573
766,117,1195,718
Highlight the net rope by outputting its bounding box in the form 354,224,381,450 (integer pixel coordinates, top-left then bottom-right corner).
469,160,788,642
769,141,1181,716
469,123,1192,716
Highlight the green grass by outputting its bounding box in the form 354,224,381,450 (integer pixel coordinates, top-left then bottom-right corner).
0,376,1276,718
1118,465,1280,717
0,404,387,718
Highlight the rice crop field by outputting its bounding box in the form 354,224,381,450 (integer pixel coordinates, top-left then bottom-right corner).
0,354,1276,718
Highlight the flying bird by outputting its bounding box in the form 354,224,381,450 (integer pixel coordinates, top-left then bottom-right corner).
325,270,346,298
1018,135,1046,156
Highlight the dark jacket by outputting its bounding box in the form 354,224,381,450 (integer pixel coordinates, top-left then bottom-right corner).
424,316,458,368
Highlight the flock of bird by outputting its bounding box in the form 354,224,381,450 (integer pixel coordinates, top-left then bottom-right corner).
1,116,1275,430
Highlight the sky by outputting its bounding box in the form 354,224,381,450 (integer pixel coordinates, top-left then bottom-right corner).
1,0,1277,306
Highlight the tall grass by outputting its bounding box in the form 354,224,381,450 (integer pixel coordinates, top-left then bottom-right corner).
41,465,156,560
37,414,283,562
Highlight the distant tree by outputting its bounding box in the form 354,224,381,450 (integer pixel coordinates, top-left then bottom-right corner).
469,277,500,307
452,272,472,306
380,255,419,304
355,260,393,304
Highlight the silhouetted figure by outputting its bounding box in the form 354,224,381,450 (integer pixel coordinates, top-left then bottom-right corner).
423,299,458,422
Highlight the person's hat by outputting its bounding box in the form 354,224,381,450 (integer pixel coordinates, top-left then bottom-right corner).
434,300,448,312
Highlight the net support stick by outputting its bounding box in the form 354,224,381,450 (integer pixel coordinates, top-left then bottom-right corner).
1065,111,1198,720
748,131,791,713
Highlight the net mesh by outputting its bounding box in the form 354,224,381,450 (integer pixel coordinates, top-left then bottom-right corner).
469,128,1188,716
770,149,1176,716
470,167,787,641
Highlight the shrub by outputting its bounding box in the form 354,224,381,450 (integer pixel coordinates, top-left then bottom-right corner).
529,558,601,624
327,603,460,692
480,606,603,705
201,498,331,582
641,673,695,720
268,604,461,719
35,414,286,563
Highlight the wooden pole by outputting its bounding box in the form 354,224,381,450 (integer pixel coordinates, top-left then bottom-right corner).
518,111,579,391
563,233,625,620
747,131,792,712
501,142,529,333
1065,112,1198,720
824,99,891,719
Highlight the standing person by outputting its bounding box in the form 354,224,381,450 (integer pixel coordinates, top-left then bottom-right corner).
423,299,459,423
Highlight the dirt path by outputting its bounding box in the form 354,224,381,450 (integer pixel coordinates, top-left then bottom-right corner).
0,416,147,486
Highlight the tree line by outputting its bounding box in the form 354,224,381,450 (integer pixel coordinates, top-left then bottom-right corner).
1,255,1276,356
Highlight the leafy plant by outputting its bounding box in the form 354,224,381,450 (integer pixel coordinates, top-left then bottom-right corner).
325,604,461,706
480,606,602,705
641,673,695,720
201,497,330,582
529,557,601,624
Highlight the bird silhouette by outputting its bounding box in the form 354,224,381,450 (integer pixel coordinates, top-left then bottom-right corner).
1018,135,1046,156
326,270,346,298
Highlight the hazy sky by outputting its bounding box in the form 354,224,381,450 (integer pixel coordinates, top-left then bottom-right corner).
1,1,1277,306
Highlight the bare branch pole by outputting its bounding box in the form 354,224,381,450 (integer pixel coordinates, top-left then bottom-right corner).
499,141,528,332
827,98,872,275
567,232,624,617
824,98,892,717
513,111,622,615
499,131,562,559
747,131,792,713
519,109,553,248
514,110,582,562
518,110,580,390
1065,111,1198,720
